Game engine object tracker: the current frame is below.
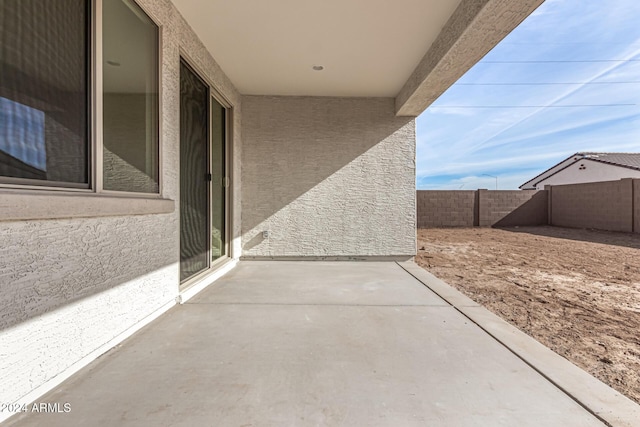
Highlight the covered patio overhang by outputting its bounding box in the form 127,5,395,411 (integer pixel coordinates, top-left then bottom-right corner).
172,0,546,116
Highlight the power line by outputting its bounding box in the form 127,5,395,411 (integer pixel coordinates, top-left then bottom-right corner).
456,81,640,86
482,59,640,63
501,42,640,46
430,104,637,109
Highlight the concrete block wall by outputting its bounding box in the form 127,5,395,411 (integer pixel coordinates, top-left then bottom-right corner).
418,181,639,233
550,179,635,233
416,189,547,228
635,179,640,233
416,191,476,227
479,189,547,227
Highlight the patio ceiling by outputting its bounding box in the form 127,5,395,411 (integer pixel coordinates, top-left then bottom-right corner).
172,0,462,98
172,0,545,115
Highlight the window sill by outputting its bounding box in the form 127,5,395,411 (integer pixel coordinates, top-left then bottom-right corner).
0,191,175,222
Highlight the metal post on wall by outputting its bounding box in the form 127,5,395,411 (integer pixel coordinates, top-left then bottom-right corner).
482,174,498,190
544,184,552,226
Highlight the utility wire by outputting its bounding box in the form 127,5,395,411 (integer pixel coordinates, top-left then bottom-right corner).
501,42,640,45
430,104,637,109
456,81,640,86
482,59,640,63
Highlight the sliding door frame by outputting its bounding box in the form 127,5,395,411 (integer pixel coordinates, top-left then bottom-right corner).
179,52,233,290
209,92,231,269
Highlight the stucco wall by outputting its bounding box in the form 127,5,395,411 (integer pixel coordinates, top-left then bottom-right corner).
0,0,242,407
550,179,634,232
241,96,416,258
536,159,640,189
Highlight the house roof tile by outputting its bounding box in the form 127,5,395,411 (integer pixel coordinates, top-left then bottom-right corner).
578,152,640,171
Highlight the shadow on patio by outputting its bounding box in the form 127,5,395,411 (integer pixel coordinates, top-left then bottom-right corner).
5,262,638,426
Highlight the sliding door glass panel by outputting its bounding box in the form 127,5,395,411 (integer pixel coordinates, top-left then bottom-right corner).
211,98,226,261
0,0,89,186
102,0,159,193
180,61,209,282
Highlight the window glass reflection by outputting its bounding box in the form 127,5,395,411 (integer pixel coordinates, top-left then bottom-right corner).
102,0,159,193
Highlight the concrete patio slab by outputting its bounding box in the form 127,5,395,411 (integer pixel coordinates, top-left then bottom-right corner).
5,262,609,426
398,260,640,427
189,261,448,306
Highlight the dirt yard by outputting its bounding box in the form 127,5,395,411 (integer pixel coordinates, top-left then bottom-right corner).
416,226,640,404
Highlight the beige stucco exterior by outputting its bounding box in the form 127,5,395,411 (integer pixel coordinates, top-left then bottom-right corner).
241,96,416,258
0,0,243,409
534,159,640,189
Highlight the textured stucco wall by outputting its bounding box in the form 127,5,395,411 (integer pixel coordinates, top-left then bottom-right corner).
0,0,242,406
550,179,634,232
241,96,416,258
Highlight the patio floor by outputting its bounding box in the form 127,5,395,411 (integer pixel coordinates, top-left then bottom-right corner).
5,261,616,426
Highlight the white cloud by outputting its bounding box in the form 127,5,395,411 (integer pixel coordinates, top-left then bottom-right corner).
417,0,640,190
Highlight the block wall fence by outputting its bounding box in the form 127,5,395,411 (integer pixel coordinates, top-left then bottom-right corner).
416,190,477,227
549,178,638,233
417,178,639,233
416,189,547,228
635,179,640,233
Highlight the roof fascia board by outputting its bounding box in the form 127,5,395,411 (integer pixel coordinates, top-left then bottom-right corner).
395,0,544,117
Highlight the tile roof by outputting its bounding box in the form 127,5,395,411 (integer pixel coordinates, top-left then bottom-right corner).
577,152,640,171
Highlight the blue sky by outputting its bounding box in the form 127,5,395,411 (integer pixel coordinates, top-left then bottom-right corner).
0,97,45,170
416,0,640,190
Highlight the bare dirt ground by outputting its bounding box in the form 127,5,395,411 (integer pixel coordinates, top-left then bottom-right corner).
415,226,640,404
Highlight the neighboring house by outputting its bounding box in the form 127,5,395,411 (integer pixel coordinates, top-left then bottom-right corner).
0,0,544,415
520,152,640,190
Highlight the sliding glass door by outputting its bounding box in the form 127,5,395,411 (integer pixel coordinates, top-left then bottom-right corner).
180,60,209,282
179,59,229,284
210,98,226,261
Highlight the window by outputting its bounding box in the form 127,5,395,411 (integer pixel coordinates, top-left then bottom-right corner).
103,0,159,193
0,0,160,193
0,0,90,187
